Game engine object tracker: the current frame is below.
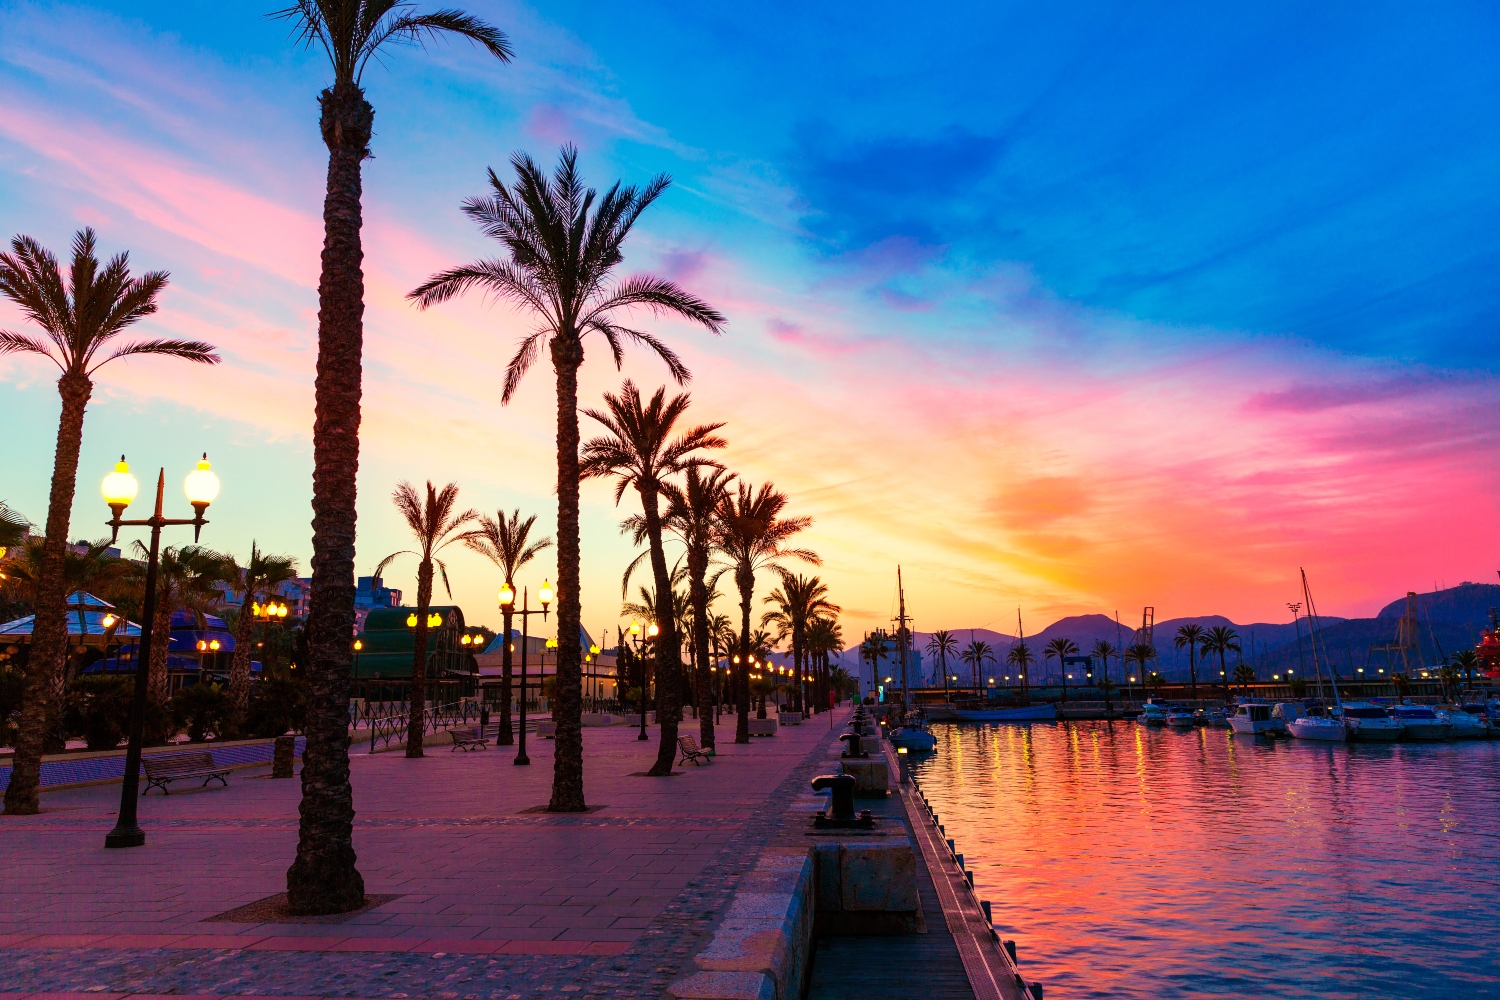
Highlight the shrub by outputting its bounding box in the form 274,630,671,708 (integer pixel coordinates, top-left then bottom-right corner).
0,664,25,748
63,676,134,751
171,682,231,744
241,677,306,739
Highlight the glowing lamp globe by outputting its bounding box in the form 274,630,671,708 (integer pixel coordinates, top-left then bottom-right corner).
461,635,472,646
102,456,139,513
589,644,600,655
353,639,363,651
184,453,220,508
406,613,418,628
629,620,642,637
209,639,221,651
539,579,554,607
647,622,659,638
498,582,515,607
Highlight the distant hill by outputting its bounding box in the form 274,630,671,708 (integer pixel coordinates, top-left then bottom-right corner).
1377,582,1500,626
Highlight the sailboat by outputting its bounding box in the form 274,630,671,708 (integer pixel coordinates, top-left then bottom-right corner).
887,567,938,751
948,607,1057,722
1286,569,1346,743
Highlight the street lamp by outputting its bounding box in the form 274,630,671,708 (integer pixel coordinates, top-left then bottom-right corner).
628,620,657,741
499,579,550,765
101,454,219,849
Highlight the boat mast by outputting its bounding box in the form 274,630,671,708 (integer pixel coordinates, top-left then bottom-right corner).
1017,607,1027,704
1301,568,1341,710
896,566,910,710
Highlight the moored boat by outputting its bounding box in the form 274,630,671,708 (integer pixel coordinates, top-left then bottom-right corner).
889,722,938,751
1340,703,1403,742
1438,707,1489,740
1230,703,1285,736
1138,700,1169,726
1288,713,1347,742
1391,705,1451,741
949,703,1058,722
1166,705,1196,728
1197,707,1230,728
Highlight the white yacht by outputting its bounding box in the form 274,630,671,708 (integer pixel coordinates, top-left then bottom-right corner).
1438,707,1489,740
1137,701,1169,726
1230,703,1284,736
1288,712,1347,742
1197,707,1230,728
1340,703,1403,742
1390,705,1451,741
1166,704,1196,728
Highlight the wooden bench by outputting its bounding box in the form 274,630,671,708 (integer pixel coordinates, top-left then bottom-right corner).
677,735,712,766
450,727,489,752
142,751,230,795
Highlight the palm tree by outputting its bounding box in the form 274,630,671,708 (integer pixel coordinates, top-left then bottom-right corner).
582,382,724,774
1005,642,1035,697
0,502,28,550
657,464,734,749
0,229,218,815
276,0,510,915
927,630,959,705
411,149,724,807
1200,626,1240,704
1124,642,1157,698
761,574,840,715
1090,639,1119,715
224,543,299,723
375,481,478,759
136,545,233,710
1044,637,1079,703
1174,623,1208,703
860,633,888,699
464,509,551,746
1233,662,1257,693
714,482,815,742
961,640,995,695
1451,648,1481,693
806,616,844,710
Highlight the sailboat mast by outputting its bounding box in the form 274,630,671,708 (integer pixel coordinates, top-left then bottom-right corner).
1017,607,1027,703
1302,568,1342,709
897,566,910,709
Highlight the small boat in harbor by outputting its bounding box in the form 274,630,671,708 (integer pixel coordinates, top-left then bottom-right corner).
1197,707,1230,728
1230,703,1285,736
1138,700,1169,726
889,720,938,751
1390,705,1451,741
1166,705,1196,728
1285,571,1346,743
1288,711,1347,742
1340,703,1403,742
1437,707,1489,740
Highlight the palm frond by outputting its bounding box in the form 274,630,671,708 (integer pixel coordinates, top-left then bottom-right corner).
94,338,219,373
0,330,59,366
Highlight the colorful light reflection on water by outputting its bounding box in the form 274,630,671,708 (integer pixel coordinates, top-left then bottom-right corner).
908,722,1500,999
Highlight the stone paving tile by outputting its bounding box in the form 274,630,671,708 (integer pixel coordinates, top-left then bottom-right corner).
0,709,850,997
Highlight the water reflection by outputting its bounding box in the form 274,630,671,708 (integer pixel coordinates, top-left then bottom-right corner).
909,720,1500,999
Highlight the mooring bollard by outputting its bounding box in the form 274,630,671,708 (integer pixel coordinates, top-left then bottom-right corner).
982,900,992,923
272,734,295,779
966,870,974,888
1004,939,1018,963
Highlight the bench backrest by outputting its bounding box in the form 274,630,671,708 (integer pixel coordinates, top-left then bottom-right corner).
678,735,700,752
144,751,217,776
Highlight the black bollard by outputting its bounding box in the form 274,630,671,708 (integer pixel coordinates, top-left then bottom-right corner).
810,773,875,829
839,732,868,759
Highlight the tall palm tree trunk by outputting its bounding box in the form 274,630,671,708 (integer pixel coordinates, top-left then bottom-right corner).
735,568,752,743
149,599,173,707
1188,644,1198,702
548,339,586,811
406,560,434,758
687,554,714,750
638,488,681,776
229,596,256,724
287,80,372,916
3,373,90,815
498,604,514,745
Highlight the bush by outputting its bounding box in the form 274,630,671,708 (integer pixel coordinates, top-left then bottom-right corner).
171,682,231,744
64,676,134,750
241,677,306,739
0,664,25,748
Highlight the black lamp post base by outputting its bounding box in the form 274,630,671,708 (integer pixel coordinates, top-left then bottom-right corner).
636,732,648,740
513,755,530,766
104,825,145,849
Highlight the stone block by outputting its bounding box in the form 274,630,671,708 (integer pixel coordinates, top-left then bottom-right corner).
581,713,620,726
677,848,812,1000
777,712,802,725
624,712,658,726
747,718,778,737
668,970,776,1000
812,843,841,913
859,735,880,754
535,720,557,738
838,758,889,797
840,842,918,912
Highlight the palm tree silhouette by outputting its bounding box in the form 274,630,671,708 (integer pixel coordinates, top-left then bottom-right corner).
374,482,478,759
961,640,995,696
135,545,233,711
806,617,844,709
861,633,889,700
927,630,959,704
582,382,724,774
223,544,299,723
464,509,552,746
1200,626,1240,704
1090,640,1119,715
412,149,724,802
1233,662,1256,693
0,230,217,815
1174,623,1208,702
761,574,840,714
715,482,815,741
1044,637,1079,703
1006,641,1035,700
275,0,509,914
1124,642,1157,698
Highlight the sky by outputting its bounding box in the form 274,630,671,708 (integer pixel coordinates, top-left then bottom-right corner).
2,1,1499,644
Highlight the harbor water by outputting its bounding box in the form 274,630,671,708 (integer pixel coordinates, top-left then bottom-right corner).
909,720,1500,999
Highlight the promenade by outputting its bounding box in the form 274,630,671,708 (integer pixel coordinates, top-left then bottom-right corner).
0,709,850,998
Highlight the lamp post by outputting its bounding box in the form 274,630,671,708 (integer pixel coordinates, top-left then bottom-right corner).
101,454,219,849
353,638,363,678
499,580,551,766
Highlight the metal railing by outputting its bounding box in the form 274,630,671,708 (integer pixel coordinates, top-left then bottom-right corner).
364,699,480,753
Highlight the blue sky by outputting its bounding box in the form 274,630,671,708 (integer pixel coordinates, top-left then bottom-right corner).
2,1,1498,632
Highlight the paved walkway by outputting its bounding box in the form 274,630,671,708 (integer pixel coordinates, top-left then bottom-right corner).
0,709,850,997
